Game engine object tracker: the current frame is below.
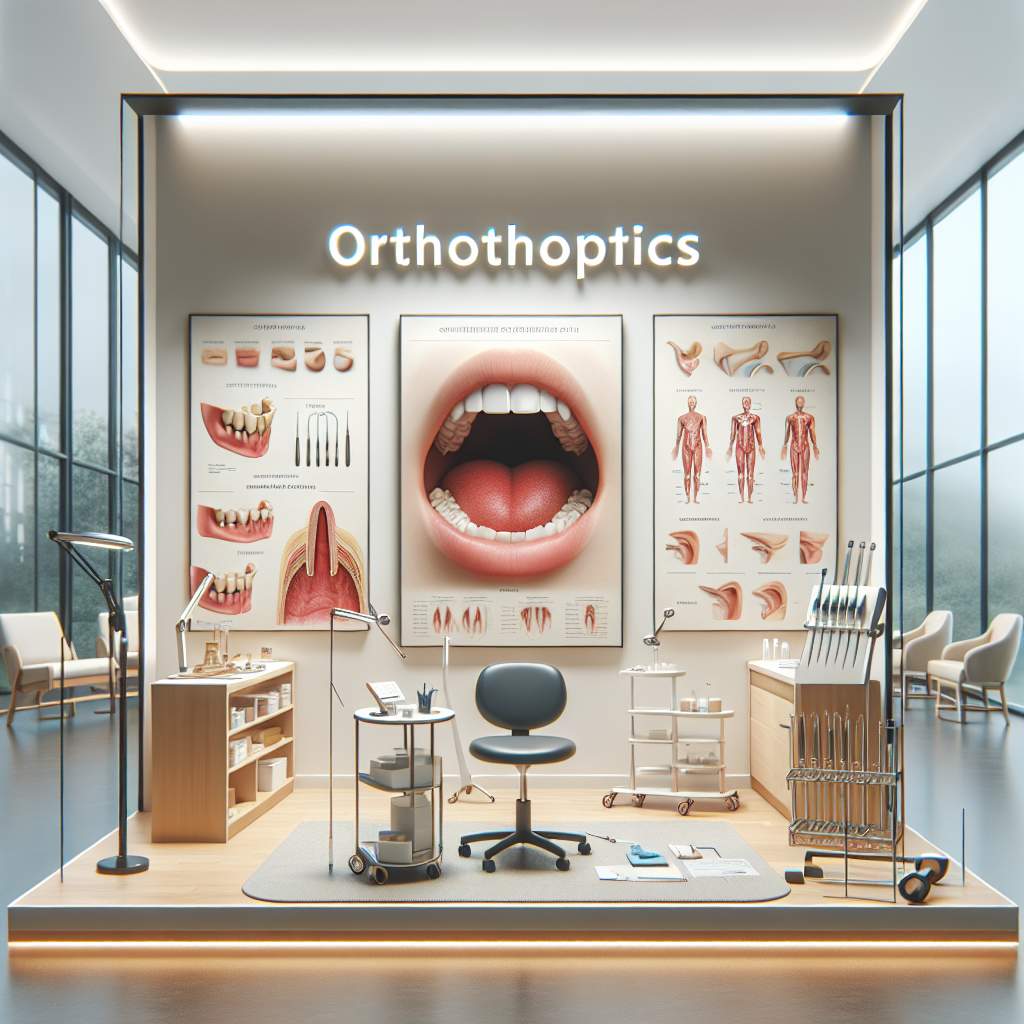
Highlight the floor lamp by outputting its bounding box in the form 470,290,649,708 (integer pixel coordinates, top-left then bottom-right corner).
48,530,149,875
328,604,405,873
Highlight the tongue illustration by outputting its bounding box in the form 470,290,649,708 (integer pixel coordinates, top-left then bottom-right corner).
282,505,359,624
442,459,581,533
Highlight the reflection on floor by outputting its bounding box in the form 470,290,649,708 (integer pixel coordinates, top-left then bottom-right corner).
1,704,1022,1021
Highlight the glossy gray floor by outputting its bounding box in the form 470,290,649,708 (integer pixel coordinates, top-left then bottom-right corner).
1,701,1020,1024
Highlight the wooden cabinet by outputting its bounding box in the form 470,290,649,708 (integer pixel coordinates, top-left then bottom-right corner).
152,661,295,842
748,663,795,817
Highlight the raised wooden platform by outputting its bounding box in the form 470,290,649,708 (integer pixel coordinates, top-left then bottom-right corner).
8,788,1017,945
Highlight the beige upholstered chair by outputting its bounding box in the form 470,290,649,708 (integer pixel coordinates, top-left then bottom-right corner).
893,610,953,708
97,610,140,713
0,612,113,725
928,613,1023,724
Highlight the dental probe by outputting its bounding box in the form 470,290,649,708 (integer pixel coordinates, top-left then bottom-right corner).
344,411,351,468
842,542,867,667
849,541,877,670
826,541,854,665
324,411,339,467
294,410,300,467
306,411,318,466
805,567,828,664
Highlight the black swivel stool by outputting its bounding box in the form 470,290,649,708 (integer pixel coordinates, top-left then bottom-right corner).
458,663,591,872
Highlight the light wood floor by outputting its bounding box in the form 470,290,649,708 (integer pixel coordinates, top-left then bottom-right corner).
11,786,1010,914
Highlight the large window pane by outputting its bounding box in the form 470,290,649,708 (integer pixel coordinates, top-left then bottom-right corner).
70,465,110,655
121,259,139,480
0,153,35,443
897,475,927,631
988,442,1024,703
0,441,35,614
932,190,982,464
71,215,110,466
901,238,928,475
37,186,62,451
37,454,62,615
122,480,139,600
891,254,902,474
933,457,981,638
987,150,1024,444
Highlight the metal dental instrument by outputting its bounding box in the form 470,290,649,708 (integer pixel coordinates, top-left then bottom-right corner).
324,411,340,467
841,542,866,667
825,541,854,665
849,541,877,670
812,564,834,663
811,713,820,823
306,411,318,466
316,411,325,467
295,410,300,467
805,567,828,664
797,714,807,822
344,410,351,468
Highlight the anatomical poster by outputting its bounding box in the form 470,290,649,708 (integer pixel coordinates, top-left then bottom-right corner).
653,314,837,631
189,314,369,631
400,314,623,647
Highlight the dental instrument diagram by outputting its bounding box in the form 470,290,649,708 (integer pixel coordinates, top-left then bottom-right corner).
725,396,765,503
671,396,711,504
344,410,351,467
294,410,300,467
302,410,345,467
666,340,701,376
780,395,820,504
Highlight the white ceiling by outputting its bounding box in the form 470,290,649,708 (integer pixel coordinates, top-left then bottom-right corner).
103,0,922,74
1,0,1021,233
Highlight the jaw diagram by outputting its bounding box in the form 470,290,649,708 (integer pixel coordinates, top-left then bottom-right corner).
420,348,604,578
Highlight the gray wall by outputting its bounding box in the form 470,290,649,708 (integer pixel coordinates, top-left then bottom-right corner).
147,111,880,788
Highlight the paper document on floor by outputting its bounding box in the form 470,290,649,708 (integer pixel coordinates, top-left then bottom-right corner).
595,865,685,882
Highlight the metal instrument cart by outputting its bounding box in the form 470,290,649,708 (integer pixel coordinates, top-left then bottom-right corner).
602,668,739,816
347,705,454,885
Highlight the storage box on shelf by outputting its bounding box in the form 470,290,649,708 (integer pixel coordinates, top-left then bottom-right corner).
152,661,295,842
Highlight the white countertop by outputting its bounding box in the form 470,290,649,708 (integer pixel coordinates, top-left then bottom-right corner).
747,659,799,685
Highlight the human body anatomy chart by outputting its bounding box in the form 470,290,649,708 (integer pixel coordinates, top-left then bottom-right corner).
653,315,837,631
189,314,369,631
400,315,623,647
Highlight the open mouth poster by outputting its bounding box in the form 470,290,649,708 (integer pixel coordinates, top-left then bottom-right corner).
653,314,838,631
189,314,369,631
400,315,623,647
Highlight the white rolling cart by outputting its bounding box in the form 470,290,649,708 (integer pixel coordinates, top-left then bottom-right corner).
602,667,740,816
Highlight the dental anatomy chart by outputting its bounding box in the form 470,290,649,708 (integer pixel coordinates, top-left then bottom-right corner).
189,314,369,631
400,315,623,647
654,314,837,631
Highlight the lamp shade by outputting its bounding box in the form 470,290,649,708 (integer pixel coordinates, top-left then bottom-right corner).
48,530,134,551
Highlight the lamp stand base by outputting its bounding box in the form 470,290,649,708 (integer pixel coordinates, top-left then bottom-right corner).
97,854,149,875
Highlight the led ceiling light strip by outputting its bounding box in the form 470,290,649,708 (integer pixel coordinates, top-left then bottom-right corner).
859,0,931,92
95,0,168,93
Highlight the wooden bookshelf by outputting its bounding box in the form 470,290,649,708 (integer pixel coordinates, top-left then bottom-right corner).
151,661,295,842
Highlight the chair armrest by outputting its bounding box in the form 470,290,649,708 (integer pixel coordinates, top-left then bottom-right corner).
894,623,924,648
2,644,23,689
943,634,986,662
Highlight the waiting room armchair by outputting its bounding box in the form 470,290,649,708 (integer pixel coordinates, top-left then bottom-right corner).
1,612,112,725
893,610,952,708
928,613,1022,724
458,663,592,872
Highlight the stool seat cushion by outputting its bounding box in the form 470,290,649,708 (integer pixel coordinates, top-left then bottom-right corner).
469,734,576,765
927,659,965,683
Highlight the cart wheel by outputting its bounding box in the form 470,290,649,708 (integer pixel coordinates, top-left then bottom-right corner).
578,841,592,855
348,854,365,875
556,857,571,872
725,795,741,812
483,858,496,873
458,843,472,858
371,866,389,885
677,799,693,816
602,792,616,809
632,794,646,807
447,792,459,804
426,863,441,880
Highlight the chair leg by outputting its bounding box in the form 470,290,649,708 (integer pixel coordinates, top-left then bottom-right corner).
958,682,966,724
6,684,18,726
537,829,588,844
1000,684,1010,725
460,829,512,848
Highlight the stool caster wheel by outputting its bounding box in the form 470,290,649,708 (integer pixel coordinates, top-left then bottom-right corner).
426,863,441,880
632,794,646,807
602,792,616,808
677,799,693,816
578,841,592,855
458,843,472,858
483,858,496,873
556,858,571,871
348,854,365,875
725,795,740,812
370,866,389,885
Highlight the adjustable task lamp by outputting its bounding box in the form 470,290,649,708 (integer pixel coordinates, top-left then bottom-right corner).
48,530,148,876
642,607,676,668
176,571,214,673
327,603,405,872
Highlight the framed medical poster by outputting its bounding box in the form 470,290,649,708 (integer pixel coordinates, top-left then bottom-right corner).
188,314,369,630
400,314,623,647
653,314,838,631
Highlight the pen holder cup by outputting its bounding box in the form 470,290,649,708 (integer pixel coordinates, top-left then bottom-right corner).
417,692,435,714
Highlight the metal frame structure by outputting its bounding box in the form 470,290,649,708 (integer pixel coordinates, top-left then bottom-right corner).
0,127,140,688
894,126,1024,713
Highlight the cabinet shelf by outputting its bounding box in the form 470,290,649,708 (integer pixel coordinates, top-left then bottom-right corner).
229,735,293,774
227,777,294,838
228,702,293,737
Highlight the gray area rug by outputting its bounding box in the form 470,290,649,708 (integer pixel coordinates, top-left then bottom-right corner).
243,820,790,903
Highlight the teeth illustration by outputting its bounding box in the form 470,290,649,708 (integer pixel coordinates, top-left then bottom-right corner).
207,564,256,603
213,501,273,529
428,487,593,540
433,384,589,456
